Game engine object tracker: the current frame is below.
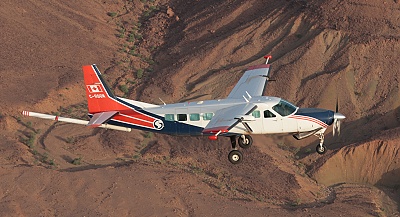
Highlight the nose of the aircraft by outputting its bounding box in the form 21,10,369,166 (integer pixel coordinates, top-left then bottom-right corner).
334,112,346,120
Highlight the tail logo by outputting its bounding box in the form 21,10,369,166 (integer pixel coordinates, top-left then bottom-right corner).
87,84,106,99
154,120,164,130
87,84,103,93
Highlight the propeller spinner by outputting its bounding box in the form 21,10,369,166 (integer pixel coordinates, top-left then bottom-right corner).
333,98,345,136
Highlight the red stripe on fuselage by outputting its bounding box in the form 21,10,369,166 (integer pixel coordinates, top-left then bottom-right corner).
113,114,155,129
120,109,157,123
289,115,328,128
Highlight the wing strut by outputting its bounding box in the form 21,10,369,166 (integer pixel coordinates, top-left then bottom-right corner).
234,117,254,133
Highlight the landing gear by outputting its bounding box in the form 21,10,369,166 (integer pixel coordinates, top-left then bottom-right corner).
228,150,243,164
228,135,253,164
316,144,327,154
315,133,327,155
238,135,253,149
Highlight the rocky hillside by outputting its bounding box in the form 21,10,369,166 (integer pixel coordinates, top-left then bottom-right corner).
0,0,399,216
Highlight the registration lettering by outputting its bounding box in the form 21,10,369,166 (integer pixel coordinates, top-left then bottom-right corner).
89,94,106,99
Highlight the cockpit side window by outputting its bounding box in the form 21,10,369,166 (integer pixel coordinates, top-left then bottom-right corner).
272,99,297,116
264,110,276,118
252,110,261,118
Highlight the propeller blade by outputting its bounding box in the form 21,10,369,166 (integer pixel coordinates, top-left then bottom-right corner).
333,119,336,137
332,113,345,137
336,97,339,113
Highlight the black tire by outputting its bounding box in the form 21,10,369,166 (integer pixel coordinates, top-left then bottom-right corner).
316,144,327,154
238,135,253,149
228,150,243,164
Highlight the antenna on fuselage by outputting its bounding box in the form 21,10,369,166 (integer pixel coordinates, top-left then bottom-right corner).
159,98,166,105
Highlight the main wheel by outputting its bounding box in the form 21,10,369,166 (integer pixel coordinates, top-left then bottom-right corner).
238,135,253,149
228,150,243,164
316,144,327,155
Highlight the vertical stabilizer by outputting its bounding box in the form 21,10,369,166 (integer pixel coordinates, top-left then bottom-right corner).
83,65,127,113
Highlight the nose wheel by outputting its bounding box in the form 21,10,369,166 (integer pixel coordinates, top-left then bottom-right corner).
228,135,253,164
315,133,327,154
316,144,327,154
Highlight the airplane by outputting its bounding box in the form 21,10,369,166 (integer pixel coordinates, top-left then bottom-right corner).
22,55,345,164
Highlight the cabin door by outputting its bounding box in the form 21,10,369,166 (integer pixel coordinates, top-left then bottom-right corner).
175,108,190,135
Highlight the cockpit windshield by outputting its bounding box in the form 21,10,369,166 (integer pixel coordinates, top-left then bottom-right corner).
272,99,297,116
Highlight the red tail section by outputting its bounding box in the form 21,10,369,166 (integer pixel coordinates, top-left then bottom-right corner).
83,65,165,131
83,65,128,113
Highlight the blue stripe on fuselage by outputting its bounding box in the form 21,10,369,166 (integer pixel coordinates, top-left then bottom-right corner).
295,108,334,126
88,113,204,135
106,118,204,136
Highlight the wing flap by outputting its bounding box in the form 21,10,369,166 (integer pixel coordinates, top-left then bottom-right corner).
87,111,119,127
202,126,230,135
202,103,257,135
227,64,270,99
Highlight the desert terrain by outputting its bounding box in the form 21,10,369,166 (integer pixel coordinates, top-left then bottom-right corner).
0,0,399,216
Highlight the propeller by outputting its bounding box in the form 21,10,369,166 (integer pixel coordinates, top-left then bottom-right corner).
333,97,346,136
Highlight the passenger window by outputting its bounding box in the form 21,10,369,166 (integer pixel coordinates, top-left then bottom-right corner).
177,114,187,121
252,110,261,118
203,113,214,120
165,114,175,121
189,113,200,121
264,110,276,118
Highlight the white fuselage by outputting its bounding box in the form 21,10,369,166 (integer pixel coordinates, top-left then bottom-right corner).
131,96,327,136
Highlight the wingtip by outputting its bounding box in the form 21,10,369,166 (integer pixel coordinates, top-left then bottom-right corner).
208,135,218,140
263,55,272,64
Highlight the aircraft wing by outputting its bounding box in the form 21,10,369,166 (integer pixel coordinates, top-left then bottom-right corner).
227,64,270,99
202,103,257,135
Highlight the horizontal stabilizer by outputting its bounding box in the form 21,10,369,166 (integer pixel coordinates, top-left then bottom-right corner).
22,111,131,132
87,111,118,127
